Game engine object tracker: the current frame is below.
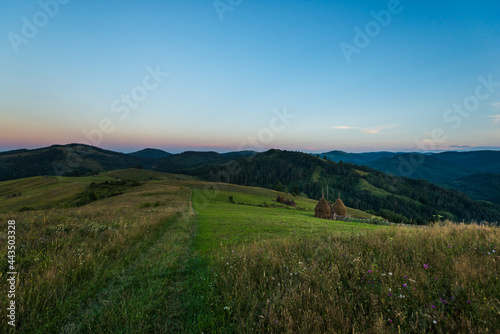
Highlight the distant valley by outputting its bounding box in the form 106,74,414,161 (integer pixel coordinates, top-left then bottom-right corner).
320,150,500,205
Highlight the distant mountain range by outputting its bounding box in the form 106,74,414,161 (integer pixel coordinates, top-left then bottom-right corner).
0,144,499,223
319,150,500,204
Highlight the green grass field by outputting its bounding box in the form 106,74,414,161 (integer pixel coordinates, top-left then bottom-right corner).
192,189,382,254
0,169,498,333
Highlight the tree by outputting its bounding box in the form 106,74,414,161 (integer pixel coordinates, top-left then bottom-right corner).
293,186,299,196
275,181,283,192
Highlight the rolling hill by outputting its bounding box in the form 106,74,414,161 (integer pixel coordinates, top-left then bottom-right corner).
128,148,172,159
152,150,256,173
1,144,499,223
432,150,500,174
366,153,473,183
445,174,500,205
2,169,497,333
320,151,398,164
0,144,152,181
318,150,500,204
187,149,500,223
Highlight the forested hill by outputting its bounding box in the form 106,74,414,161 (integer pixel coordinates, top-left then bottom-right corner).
0,144,152,180
189,149,500,224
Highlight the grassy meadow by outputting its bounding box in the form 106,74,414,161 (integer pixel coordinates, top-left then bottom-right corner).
0,169,498,333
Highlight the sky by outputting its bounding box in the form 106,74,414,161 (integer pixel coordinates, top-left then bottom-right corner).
1,0,499,153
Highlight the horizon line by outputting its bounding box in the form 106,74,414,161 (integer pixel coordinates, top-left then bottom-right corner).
1,143,500,155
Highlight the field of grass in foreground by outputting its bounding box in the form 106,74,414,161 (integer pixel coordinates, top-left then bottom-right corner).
0,177,195,333
191,228,500,333
187,190,500,333
0,170,498,333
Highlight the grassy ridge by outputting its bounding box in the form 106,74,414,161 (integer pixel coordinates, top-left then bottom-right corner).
185,188,499,333
192,189,382,254
0,179,193,333
1,170,498,333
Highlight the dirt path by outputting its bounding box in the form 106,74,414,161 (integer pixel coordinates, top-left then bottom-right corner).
61,196,197,333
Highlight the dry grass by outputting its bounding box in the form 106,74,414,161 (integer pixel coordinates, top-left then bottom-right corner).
203,222,499,333
0,182,192,332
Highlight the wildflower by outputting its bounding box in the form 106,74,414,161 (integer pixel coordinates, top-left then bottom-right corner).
224,306,230,311
433,320,437,324
389,272,393,276
382,273,386,276
404,276,407,279
431,305,436,308
423,264,428,269
368,270,372,273
467,301,471,304
389,319,393,322
403,284,407,287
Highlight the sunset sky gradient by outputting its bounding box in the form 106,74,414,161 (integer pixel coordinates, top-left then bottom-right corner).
1,0,499,153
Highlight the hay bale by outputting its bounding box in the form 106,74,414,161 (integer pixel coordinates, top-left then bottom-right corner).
333,198,347,216
290,199,297,207
315,198,331,219
276,195,285,203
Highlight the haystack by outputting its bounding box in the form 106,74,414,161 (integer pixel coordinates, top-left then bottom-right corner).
276,195,285,204
333,196,347,216
315,198,331,219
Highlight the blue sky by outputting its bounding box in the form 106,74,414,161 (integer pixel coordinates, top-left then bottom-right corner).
1,0,499,153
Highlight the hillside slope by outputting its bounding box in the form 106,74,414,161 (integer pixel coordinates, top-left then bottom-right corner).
367,153,473,183
0,144,152,180
445,174,500,205
189,150,500,223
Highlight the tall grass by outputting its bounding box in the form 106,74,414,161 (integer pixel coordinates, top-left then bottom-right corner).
199,222,499,333
0,184,191,333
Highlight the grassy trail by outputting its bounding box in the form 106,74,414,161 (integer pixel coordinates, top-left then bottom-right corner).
60,200,196,333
